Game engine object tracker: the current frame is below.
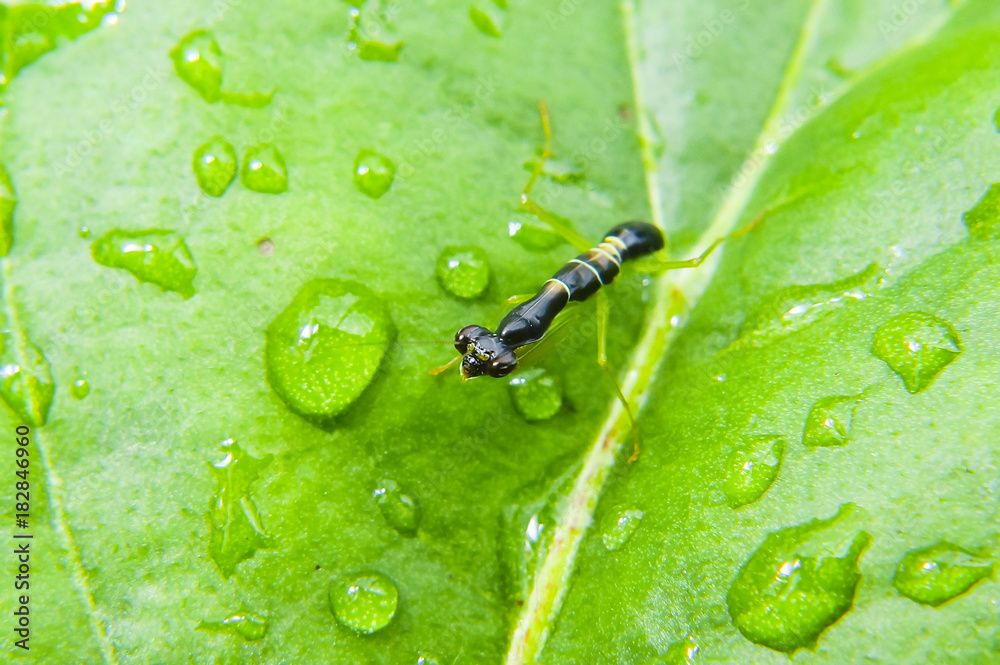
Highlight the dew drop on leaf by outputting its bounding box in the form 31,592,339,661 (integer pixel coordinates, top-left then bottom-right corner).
71,378,90,400
353,149,396,199
207,439,272,578
91,229,197,298
508,214,565,253
0,332,54,427
659,634,700,664
893,541,995,607
601,509,644,551
77,225,90,239
192,137,238,197
170,30,224,103
726,503,871,653
509,368,562,421
872,311,961,394
330,571,399,635
802,394,864,448
241,144,288,194
722,435,784,508
436,246,490,299
416,654,442,665
962,183,1000,240
374,479,421,537
197,609,268,641
0,165,16,256
470,6,502,38
265,279,396,425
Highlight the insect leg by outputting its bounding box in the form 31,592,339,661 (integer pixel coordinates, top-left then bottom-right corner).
596,290,641,464
522,98,553,197
520,197,593,253
428,354,461,377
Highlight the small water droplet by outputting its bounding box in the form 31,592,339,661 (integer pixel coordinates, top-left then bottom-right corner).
602,508,643,551
661,634,700,664
416,654,442,665
193,137,238,197
763,142,777,155
802,393,864,447
962,183,1000,240
257,237,274,256
727,503,871,653
469,6,502,37
71,378,90,400
872,311,961,394
0,332,53,427
507,213,567,252
436,246,490,299
208,439,272,578
91,229,197,298
722,435,784,508
373,479,421,537
0,166,16,256
197,609,268,641
330,571,398,634
77,225,90,238
265,279,395,425
170,30,223,103
353,149,395,199
508,368,562,421
894,541,995,607
240,144,287,194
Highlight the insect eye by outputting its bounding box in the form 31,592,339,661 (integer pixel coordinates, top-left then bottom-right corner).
454,325,487,353
487,350,517,378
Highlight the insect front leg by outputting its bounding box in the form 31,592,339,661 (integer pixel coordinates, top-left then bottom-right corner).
596,290,641,464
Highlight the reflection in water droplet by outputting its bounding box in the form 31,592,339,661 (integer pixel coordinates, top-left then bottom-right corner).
265,279,395,425
193,137,238,197
354,150,396,199
802,393,864,448
0,332,54,427
872,311,961,394
91,229,197,298
0,166,16,256
71,378,90,400
330,571,399,634
170,30,223,103
602,509,644,551
436,246,490,299
78,225,90,238
241,144,288,194
469,6,502,37
374,479,421,537
208,439,272,578
661,634,700,664
962,183,1000,240
894,541,995,607
509,368,562,421
508,215,564,252
723,435,784,508
727,504,871,653
197,610,268,641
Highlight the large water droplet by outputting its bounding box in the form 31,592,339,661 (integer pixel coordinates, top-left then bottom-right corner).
436,246,490,299
723,435,785,508
509,368,562,421
330,571,399,634
241,144,288,194
469,7,502,37
802,394,864,447
0,166,16,256
170,30,223,103
197,609,268,641
354,150,395,199
602,509,644,551
91,229,197,298
963,184,1000,240
727,503,871,653
265,279,396,425
893,541,995,607
872,311,961,394
374,479,420,537
71,378,90,401
208,439,272,578
193,137,238,197
0,332,54,427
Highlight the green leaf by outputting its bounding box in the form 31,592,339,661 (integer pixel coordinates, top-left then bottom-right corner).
2,0,998,663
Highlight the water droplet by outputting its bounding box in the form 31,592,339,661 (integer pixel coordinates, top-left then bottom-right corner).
91,229,197,298
722,435,785,508
193,137,238,197
359,41,403,62
962,183,1000,240
469,6,502,37
265,279,396,425
508,368,562,421
602,509,644,551
373,479,420,537
435,246,490,299
763,142,778,155
257,237,274,256
170,30,223,103
416,654,442,665
71,378,90,400
330,571,398,635
0,332,54,427
353,149,395,199
208,439,272,578
241,144,288,194
197,609,268,641
661,634,700,664
507,213,566,252
0,166,16,256
727,503,871,653
802,393,864,447
893,541,995,607
77,225,90,238
872,311,961,394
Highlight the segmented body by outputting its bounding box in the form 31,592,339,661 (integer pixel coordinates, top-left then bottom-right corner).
455,221,664,378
